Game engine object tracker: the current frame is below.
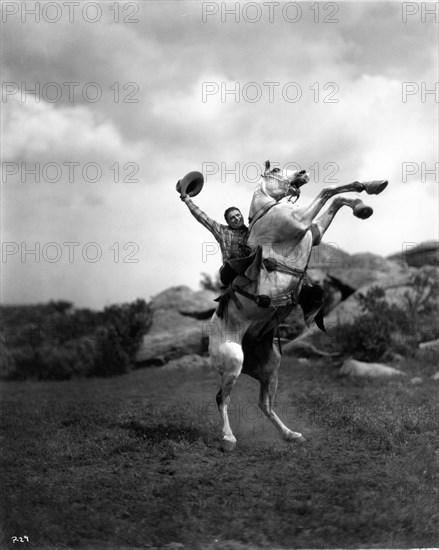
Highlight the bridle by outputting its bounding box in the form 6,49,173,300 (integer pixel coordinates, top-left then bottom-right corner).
248,172,301,231
264,171,302,203
237,169,311,311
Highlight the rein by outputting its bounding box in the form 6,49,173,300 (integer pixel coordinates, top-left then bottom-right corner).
248,200,277,233
248,176,300,233
230,172,311,311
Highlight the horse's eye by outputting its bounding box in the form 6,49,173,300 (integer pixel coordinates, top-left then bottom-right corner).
272,168,280,173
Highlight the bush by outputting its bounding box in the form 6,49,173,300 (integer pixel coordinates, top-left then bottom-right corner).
0,299,152,380
0,342,21,380
33,340,93,381
200,272,221,292
333,286,410,361
3,346,38,380
101,299,152,361
89,326,130,377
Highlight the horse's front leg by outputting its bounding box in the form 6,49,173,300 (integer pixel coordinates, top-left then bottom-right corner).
294,179,388,225
313,196,374,239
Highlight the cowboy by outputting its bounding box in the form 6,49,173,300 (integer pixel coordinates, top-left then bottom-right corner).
180,194,249,262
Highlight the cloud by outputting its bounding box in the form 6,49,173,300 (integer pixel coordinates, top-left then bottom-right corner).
2,95,144,163
1,1,437,308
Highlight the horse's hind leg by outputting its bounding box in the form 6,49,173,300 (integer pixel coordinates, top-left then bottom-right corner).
243,328,305,443
215,346,243,451
209,312,252,451
257,351,306,444
211,340,244,451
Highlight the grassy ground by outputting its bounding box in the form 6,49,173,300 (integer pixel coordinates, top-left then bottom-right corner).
1,351,438,549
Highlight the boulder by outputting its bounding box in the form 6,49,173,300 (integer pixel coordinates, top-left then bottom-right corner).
135,324,206,366
340,358,405,378
150,285,217,319
135,286,216,365
310,245,409,290
387,240,439,268
308,244,412,317
419,338,439,351
163,354,210,370
324,265,438,327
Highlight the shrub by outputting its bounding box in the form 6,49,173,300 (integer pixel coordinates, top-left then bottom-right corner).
200,272,221,292
89,326,131,377
4,346,38,381
0,299,152,380
0,342,20,380
333,286,410,361
101,299,152,361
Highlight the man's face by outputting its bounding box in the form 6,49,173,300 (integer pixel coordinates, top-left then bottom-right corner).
226,209,244,229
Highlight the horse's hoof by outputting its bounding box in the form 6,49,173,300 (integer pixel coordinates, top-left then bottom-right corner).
221,438,236,452
284,431,306,444
353,204,373,219
363,180,388,195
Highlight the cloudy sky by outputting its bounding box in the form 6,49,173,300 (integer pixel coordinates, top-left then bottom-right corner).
1,1,438,309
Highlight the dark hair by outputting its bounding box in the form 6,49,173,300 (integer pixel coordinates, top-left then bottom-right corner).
224,207,241,222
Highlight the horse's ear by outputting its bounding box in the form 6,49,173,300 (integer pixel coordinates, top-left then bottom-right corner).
265,160,270,171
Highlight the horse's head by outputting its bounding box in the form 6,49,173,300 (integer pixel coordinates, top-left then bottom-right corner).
261,160,309,201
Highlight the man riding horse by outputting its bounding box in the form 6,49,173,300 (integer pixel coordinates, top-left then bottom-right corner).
177,163,388,450
178,167,325,327
181,197,248,261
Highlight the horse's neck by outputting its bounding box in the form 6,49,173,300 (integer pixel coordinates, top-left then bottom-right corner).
249,183,276,220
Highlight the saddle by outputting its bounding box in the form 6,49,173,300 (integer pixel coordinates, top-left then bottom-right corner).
219,246,262,287
215,247,262,319
216,247,326,332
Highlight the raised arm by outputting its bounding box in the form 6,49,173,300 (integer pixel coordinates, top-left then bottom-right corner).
181,194,222,240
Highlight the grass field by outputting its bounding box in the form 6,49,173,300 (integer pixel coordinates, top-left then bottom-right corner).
1,351,438,549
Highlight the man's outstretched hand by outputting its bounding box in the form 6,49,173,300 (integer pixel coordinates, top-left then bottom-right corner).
180,193,190,202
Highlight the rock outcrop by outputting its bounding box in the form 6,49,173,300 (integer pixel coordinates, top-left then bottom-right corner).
324,264,438,327
340,358,405,378
387,241,439,268
135,286,216,365
136,241,438,367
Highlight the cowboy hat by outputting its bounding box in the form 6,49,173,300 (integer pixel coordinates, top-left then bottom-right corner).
176,171,204,197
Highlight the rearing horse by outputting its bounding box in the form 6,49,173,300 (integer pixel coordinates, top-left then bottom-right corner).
209,161,388,451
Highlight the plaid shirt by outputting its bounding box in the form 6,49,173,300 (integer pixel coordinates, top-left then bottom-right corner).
185,198,248,261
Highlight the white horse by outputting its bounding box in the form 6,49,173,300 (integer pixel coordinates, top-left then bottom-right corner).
209,161,388,451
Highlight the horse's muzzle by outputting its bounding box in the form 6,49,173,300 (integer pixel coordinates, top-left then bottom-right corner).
294,171,309,187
